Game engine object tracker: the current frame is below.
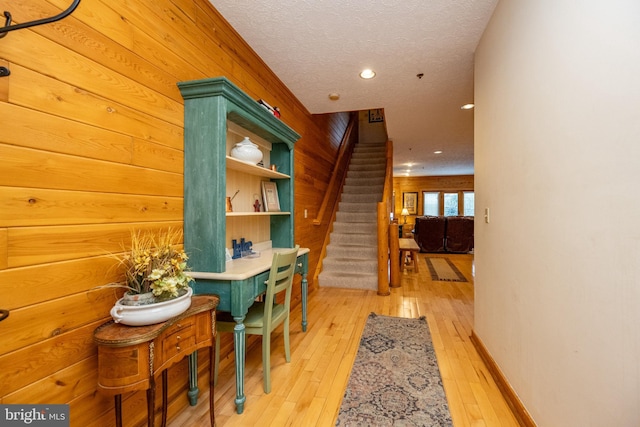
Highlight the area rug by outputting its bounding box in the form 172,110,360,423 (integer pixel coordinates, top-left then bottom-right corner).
425,257,467,282
336,313,453,426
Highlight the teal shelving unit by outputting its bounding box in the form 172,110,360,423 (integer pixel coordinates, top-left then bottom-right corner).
178,77,300,273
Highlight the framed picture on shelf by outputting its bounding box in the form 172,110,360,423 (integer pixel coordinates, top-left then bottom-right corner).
261,181,281,212
402,192,418,215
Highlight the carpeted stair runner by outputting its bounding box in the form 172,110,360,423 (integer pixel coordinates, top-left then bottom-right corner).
318,141,386,291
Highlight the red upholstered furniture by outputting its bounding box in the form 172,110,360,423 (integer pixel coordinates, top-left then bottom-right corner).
444,216,474,253
413,216,446,253
413,216,474,253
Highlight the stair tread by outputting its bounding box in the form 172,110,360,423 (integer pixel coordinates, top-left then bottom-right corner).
319,271,377,278
321,141,385,291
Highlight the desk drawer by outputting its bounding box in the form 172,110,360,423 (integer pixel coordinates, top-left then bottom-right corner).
255,271,270,288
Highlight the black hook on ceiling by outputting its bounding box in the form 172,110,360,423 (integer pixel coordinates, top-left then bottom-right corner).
0,0,81,39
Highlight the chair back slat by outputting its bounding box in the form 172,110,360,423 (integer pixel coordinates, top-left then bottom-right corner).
263,245,299,317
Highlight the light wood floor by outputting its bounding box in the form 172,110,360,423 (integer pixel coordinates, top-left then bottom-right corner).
169,253,520,426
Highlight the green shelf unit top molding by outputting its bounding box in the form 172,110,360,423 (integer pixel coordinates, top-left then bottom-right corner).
178,77,300,149
178,77,300,273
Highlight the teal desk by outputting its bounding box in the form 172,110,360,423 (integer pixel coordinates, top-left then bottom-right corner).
188,247,309,414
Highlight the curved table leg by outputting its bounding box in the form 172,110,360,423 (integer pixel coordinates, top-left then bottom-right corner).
162,370,168,427
187,352,199,406
147,377,155,427
114,395,123,427
209,340,216,426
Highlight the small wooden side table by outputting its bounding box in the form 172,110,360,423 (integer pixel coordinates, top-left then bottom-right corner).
399,238,420,273
94,295,219,427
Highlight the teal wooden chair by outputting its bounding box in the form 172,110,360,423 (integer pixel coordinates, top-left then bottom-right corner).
215,245,300,393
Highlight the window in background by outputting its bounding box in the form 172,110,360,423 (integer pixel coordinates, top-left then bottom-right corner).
463,191,475,216
422,192,439,216
444,193,459,216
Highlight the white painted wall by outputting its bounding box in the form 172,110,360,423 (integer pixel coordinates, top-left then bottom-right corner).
474,1,640,425
359,110,388,143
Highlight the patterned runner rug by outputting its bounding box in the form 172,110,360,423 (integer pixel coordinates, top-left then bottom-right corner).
425,257,468,282
336,313,453,426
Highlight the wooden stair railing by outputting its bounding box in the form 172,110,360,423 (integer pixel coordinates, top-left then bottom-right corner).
377,140,393,296
312,112,358,226
312,112,358,287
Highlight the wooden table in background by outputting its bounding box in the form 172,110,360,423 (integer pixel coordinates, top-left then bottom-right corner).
399,238,420,273
94,295,219,427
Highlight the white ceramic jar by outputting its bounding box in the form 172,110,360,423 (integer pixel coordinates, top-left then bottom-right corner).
230,137,263,165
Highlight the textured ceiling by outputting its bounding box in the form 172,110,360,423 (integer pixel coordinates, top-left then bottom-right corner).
209,0,498,176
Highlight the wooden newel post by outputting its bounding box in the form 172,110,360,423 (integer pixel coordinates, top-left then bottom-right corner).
389,222,400,287
377,202,390,296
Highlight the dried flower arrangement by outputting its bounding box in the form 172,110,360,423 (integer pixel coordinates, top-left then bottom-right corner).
111,229,194,303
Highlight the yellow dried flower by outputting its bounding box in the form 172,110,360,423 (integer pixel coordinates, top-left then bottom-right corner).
110,228,193,301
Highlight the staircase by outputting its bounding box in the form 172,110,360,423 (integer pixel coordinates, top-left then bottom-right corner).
318,141,386,291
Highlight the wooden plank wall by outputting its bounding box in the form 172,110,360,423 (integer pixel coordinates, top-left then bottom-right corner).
0,0,347,424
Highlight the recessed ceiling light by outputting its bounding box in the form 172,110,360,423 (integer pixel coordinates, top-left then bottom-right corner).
434,150,443,154
359,69,376,79
461,103,475,110
328,93,340,101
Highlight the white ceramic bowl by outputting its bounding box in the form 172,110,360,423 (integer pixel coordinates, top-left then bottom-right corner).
110,287,193,326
